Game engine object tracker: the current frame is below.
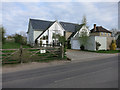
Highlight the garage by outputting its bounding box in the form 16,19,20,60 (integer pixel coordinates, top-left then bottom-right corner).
71,39,80,50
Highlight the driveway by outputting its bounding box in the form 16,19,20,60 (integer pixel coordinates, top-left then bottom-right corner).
66,49,118,62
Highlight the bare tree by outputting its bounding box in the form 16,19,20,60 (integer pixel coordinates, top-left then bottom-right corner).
111,28,117,37
81,15,89,29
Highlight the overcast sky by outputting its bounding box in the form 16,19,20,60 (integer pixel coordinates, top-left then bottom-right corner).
1,2,118,35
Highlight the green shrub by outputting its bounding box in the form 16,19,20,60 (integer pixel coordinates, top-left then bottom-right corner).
109,40,117,50
13,34,26,45
80,45,85,50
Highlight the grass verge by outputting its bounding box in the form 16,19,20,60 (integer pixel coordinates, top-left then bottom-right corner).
2,42,30,49
85,50,120,53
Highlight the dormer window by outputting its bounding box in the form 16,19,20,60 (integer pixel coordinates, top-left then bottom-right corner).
101,32,103,35
105,33,106,36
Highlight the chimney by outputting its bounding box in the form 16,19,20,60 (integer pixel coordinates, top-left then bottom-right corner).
94,24,96,31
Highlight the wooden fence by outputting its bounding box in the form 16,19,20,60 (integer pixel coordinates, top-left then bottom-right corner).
1,46,64,64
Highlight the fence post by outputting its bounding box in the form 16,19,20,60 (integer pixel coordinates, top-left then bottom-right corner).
60,45,64,59
19,45,23,64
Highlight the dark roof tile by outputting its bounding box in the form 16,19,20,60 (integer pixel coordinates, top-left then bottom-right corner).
29,19,79,33
60,22,79,32
90,26,112,33
30,19,54,31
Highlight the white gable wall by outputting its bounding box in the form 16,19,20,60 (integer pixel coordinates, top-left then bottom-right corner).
73,25,89,38
79,25,89,36
48,21,65,44
34,31,43,43
36,21,65,45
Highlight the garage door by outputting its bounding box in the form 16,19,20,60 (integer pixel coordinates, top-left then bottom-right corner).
71,39,80,50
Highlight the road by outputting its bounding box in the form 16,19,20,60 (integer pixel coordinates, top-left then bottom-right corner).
3,56,118,88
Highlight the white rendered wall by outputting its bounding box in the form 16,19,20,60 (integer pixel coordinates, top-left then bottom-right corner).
48,21,65,44
71,36,107,51
95,36,107,50
34,31,43,43
86,36,107,51
71,36,95,50
27,22,34,45
27,34,29,44
86,36,96,51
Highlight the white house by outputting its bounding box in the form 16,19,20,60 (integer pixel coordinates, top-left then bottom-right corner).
27,19,83,46
27,19,64,46
27,19,113,51
70,24,114,51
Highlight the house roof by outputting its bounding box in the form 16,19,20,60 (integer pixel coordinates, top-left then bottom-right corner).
90,26,112,33
67,24,85,40
60,22,79,32
29,19,79,32
30,19,54,31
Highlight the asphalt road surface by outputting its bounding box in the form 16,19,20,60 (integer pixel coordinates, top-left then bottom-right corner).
3,56,118,88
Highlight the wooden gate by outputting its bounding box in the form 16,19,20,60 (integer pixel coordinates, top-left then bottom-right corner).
1,46,64,64
2,49,20,64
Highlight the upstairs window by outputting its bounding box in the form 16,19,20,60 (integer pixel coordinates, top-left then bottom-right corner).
104,33,106,36
101,32,103,35
108,33,110,36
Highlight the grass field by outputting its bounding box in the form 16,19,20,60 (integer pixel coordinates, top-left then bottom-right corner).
2,42,31,49
96,50,120,53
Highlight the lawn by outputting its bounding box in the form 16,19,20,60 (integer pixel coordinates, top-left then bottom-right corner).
86,50,120,53
2,42,31,49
